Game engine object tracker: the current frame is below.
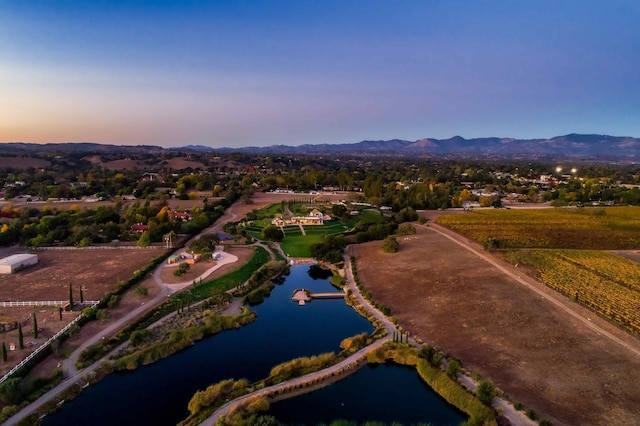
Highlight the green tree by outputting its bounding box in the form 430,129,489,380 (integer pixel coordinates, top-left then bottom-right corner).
476,380,496,405
2,342,7,362
261,224,284,242
80,286,84,303
446,358,460,378
33,312,38,338
18,324,24,349
331,203,348,218
381,236,399,253
397,222,416,235
137,230,152,247
58,306,63,320
68,283,74,308
0,377,21,404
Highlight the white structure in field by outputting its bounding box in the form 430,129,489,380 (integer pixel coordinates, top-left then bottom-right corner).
0,253,38,274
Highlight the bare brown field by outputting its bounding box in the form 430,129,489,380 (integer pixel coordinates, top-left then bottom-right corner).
0,249,160,375
166,197,223,211
0,306,74,376
0,249,160,302
101,159,146,170
352,225,640,426
164,157,207,170
0,157,50,169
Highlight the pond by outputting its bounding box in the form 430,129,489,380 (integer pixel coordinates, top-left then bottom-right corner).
267,363,466,425
44,265,373,426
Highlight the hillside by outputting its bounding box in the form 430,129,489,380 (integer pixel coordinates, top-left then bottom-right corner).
3,133,639,161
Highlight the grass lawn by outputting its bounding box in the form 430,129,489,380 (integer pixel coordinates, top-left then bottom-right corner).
343,210,384,227
176,246,270,301
280,234,323,257
305,222,348,234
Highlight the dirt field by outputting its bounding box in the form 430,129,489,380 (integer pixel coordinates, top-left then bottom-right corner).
0,249,161,375
352,224,640,426
0,157,50,169
0,249,162,302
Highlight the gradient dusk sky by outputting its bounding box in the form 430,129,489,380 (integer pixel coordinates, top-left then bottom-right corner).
1,1,639,148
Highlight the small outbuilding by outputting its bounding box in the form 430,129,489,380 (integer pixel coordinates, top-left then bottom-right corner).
0,253,38,274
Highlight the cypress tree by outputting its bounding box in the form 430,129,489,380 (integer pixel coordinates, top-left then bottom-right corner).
68,283,74,308
18,324,24,349
80,286,84,303
2,342,7,362
33,312,38,338
58,306,62,321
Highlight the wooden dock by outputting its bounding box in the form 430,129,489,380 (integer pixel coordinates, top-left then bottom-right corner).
291,288,344,304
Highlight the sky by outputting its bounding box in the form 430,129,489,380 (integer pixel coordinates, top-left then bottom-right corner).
1,1,639,148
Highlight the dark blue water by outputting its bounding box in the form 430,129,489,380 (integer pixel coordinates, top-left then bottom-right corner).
268,363,467,425
44,265,374,426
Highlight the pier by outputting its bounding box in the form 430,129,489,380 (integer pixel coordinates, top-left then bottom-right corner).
291,288,344,305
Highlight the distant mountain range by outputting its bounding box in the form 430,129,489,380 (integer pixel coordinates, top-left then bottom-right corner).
2,134,639,161
189,134,640,160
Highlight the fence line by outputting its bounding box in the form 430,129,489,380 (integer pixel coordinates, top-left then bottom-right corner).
0,301,99,308
37,245,166,250
0,302,98,385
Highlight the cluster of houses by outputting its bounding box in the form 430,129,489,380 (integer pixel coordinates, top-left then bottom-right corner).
130,209,193,234
270,209,332,226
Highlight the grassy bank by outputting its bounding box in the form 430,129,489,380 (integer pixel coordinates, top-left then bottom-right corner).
115,308,257,371
76,247,270,369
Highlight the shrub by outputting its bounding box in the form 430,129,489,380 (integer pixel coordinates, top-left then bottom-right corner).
129,330,150,347
397,222,416,235
81,306,98,321
446,358,461,378
96,309,110,320
476,380,496,405
381,236,399,253
135,286,148,296
107,294,121,308
526,408,538,420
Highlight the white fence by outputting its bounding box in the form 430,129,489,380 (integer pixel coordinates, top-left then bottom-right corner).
0,302,99,385
38,246,166,250
0,301,99,308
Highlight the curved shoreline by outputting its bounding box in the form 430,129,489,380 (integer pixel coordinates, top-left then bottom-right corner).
197,253,395,425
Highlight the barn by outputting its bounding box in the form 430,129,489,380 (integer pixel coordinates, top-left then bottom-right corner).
0,253,39,274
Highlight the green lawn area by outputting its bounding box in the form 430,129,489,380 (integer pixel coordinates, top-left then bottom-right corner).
175,246,270,301
342,210,384,227
280,234,324,257
305,222,348,234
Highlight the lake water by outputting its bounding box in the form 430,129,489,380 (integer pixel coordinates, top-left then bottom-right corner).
268,363,466,425
44,265,465,425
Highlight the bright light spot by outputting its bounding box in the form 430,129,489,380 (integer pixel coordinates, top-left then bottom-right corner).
571,168,577,174
555,166,562,173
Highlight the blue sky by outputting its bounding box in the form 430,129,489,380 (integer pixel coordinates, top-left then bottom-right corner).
1,1,638,147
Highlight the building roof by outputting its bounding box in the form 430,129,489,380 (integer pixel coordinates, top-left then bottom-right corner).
0,253,37,266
